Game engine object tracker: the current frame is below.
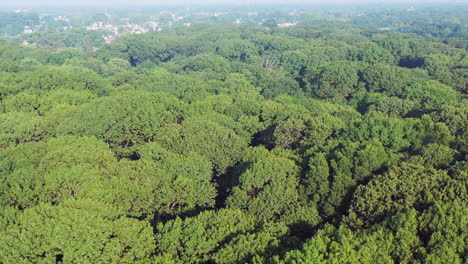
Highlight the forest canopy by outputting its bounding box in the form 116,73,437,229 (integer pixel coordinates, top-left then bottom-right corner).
0,4,467,264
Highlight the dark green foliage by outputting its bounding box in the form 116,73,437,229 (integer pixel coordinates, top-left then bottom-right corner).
347,112,419,152
275,203,467,264
273,224,394,264
227,147,301,220
418,203,468,263
111,34,174,66
360,63,428,96
350,42,396,64
348,163,467,227
55,91,183,150
369,96,416,117
163,119,248,173
0,199,155,263
0,136,115,209
0,111,45,147
216,38,256,62
310,61,362,100
260,72,303,99
302,139,398,218
0,66,110,96
183,53,232,73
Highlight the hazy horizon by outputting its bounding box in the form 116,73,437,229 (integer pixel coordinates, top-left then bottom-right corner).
2,0,465,7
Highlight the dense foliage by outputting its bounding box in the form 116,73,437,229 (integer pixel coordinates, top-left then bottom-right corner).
0,5,467,264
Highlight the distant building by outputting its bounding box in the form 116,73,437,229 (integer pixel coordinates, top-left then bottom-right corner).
122,24,149,34
103,34,117,44
277,22,297,28
87,22,119,35
54,16,70,22
23,26,34,34
194,12,210,16
148,21,159,30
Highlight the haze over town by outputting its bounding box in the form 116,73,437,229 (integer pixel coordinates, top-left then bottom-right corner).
2,0,463,7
